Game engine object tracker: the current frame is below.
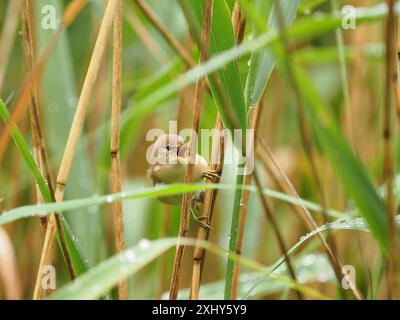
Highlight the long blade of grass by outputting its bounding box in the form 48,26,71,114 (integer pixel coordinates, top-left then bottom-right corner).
179,253,334,300
50,237,329,300
244,0,300,108
120,3,395,146
0,96,90,276
0,183,346,227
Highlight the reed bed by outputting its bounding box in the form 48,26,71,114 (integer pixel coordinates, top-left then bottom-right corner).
0,0,399,301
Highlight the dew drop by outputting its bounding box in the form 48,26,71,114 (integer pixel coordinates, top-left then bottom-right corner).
125,250,136,263
138,239,151,250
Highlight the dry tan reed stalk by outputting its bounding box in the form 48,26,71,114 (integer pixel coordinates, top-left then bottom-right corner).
0,228,21,300
0,0,87,164
384,0,398,299
257,139,362,300
190,114,224,300
111,0,127,300
393,82,400,127
20,0,75,281
132,0,193,68
124,9,168,64
32,214,57,300
20,0,48,232
189,0,247,298
190,0,247,300
131,0,218,101
33,0,117,300
231,0,246,45
157,205,171,299
169,0,213,300
0,0,19,92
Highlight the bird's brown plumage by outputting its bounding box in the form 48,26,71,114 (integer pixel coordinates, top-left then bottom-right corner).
147,134,208,205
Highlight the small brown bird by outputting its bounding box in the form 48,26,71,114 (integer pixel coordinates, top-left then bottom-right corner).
147,134,219,212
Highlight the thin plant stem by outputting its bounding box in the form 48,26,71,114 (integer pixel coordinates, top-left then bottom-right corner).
132,0,193,68
131,0,214,97
33,0,117,300
20,0,76,294
169,0,213,300
190,114,224,300
111,0,126,300
384,0,398,299
393,81,400,127
231,0,246,45
157,205,171,299
253,170,303,300
20,0,49,232
124,9,168,64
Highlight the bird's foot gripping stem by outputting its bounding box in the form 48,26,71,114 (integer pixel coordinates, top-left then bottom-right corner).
203,169,221,183
190,209,212,230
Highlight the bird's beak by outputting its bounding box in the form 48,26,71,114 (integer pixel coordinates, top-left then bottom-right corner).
178,142,190,158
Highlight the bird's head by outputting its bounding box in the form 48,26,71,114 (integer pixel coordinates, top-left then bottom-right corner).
150,134,186,164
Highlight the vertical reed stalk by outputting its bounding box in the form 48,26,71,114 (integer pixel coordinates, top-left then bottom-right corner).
124,9,168,64
33,0,117,300
169,0,213,300
132,0,217,99
20,0,49,232
384,0,398,299
132,0,193,68
190,114,224,300
20,0,75,294
157,205,171,299
111,0,126,300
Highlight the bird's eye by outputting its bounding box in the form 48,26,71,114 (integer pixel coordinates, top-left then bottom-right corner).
166,144,172,151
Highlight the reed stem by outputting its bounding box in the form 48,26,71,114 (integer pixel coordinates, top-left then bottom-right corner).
111,0,126,300
33,0,117,300
169,0,213,300
190,115,224,300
